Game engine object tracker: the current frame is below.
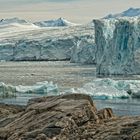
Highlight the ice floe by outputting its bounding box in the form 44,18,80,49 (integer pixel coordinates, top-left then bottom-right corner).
63,78,140,99
0,81,59,98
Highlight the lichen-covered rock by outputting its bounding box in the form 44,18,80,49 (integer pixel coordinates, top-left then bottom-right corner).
94,17,140,76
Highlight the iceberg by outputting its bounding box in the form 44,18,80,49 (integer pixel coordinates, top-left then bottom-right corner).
16,81,58,94
0,23,94,62
94,17,140,76
63,78,140,99
0,81,59,98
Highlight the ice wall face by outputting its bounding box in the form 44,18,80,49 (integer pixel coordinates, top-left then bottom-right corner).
70,37,96,64
94,17,140,75
0,25,94,61
3,38,75,61
13,38,74,61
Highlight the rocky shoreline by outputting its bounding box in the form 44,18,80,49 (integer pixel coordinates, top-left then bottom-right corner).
0,94,140,140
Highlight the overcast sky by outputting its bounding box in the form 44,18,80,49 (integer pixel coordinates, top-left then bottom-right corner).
0,0,139,23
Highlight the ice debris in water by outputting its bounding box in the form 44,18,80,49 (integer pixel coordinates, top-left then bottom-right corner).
63,78,140,99
0,82,16,98
0,81,59,98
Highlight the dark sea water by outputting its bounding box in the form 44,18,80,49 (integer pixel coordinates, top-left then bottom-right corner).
94,98,140,116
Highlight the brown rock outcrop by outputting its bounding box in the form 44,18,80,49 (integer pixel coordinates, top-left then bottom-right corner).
0,94,140,140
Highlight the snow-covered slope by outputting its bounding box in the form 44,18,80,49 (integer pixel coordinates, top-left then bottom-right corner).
34,18,78,27
94,17,140,76
104,8,140,19
0,17,28,25
0,17,40,35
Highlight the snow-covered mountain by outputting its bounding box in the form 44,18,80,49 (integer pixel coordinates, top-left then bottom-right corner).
34,18,78,27
0,17,39,34
104,8,140,19
0,17,28,25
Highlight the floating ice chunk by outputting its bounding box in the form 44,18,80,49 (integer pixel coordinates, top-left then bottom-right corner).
0,82,16,98
16,81,58,95
64,78,140,99
94,17,140,76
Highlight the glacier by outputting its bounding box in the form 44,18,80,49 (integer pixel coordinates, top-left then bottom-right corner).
16,81,58,94
94,17,140,75
0,81,58,98
0,18,94,62
63,78,140,99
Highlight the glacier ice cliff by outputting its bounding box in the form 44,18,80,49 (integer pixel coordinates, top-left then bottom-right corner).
0,82,16,98
94,17,140,75
70,37,96,64
0,24,94,62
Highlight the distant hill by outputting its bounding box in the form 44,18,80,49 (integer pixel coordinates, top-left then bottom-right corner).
34,17,78,27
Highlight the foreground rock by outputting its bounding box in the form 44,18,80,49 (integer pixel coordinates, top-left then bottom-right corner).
0,94,140,140
94,17,140,76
